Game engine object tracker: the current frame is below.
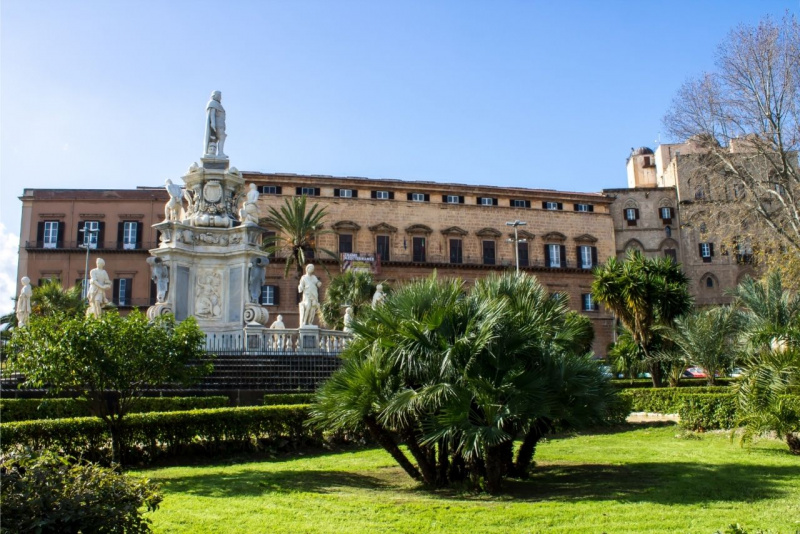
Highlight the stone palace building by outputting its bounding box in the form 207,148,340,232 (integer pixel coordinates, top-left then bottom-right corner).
15,137,759,357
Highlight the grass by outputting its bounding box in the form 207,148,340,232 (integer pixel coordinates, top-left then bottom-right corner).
138,425,800,534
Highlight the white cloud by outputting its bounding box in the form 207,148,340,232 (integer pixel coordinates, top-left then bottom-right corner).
0,223,20,315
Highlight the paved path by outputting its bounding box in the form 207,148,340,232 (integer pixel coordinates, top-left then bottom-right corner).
626,411,680,423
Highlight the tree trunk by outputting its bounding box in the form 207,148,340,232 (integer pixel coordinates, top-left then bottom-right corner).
363,416,422,481
448,451,467,482
109,419,123,466
787,433,800,455
402,427,439,486
514,419,550,478
437,440,449,485
484,444,506,494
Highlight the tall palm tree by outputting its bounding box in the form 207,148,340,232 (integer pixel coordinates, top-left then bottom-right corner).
261,195,338,277
591,250,692,387
660,306,741,386
320,270,378,329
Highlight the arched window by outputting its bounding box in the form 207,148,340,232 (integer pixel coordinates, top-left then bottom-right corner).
665,225,672,238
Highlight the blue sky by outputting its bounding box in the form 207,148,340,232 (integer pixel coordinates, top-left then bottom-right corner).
0,0,797,312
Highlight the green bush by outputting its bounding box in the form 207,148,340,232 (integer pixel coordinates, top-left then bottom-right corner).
0,448,162,534
0,396,228,422
610,378,734,389
678,394,738,431
605,392,634,424
1,405,315,462
263,393,314,405
620,387,732,413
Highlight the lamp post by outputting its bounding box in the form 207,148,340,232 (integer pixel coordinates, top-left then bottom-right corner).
79,227,98,300
505,220,527,273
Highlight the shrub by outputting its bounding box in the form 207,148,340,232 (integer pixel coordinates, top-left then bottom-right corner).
263,393,314,405
620,387,732,413
0,448,162,534
0,396,229,422
0,405,315,463
610,378,734,389
678,394,738,431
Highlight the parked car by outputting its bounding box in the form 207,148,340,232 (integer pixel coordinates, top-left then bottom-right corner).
683,367,707,378
728,367,743,378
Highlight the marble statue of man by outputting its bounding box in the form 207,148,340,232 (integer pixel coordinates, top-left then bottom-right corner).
165,179,183,221
204,90,227,157
16,276,32,327
86,258,112,318
298,264,322,326
147,257,170,303
372,283,386,309
270,315,285,329
239,184,260,226
248,257,268,303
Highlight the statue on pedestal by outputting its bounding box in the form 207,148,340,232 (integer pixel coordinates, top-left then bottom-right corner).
239,183,261,226
147,257,170,303
204,90,227,158
16,276,32,327
86,258,111,318
248,257,268,303
298,264,322,326
165,179,184,221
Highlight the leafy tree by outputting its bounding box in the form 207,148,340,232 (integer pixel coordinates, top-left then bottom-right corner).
663,15,800,267
6,310,211,464
0,448,162,534
310,272,615,493
607,328,646,381
731,272,800,453
261,195,338,277
0,279,86,340
661,306,742,386
591,250,693,387
320,270,378,329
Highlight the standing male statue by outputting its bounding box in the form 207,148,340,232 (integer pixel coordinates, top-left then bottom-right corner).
239,183,261,225
86,258,112,318
204,90,227,157
16,276,32,327
297,264,322,326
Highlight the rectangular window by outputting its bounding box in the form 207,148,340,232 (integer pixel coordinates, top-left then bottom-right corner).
372,190,393,200
699,242,714,262
376,235,390,262
443,195,463,204
543,201,563,210
574,203,593,212
335,189,356,198
578,245,596,269
412,237,426,262
660,207,674,222
122,221,138,250
43,221,59,249
511,199,530,208
625,208,639,226
338,234,353,254
113,278,132,306
482,241,495,265
260,285,279,306
449,239,463,264
479,197,497,206
546,244,562,268
259,185,281,195
82,221,100,249
517,241,529,267
582,293,598,311
409,192,428,202
296,187,320,196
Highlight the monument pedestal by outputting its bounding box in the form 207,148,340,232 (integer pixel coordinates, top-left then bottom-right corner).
298,325,320,351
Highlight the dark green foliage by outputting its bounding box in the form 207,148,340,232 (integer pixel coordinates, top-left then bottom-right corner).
620,387,732,414
0,448,162,534
320,270,378,329
610,378,735,389
1,405,315,463
0,396,228,422
263,393,314,405
678,394,738,431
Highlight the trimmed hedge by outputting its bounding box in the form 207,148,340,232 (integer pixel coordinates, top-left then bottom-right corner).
677,394,738,431
263,393,314,406
620,387,732,414
0,405,314,462
0,396,229,422
610,378,734,389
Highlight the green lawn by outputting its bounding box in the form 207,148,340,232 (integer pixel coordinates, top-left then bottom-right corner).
139,425,800,534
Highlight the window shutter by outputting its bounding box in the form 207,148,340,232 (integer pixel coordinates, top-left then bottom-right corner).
634,208,640,219
352,190,358,198
709,243,715,257
557,202,563,210
276,186,282,194
273,285,280,305
37,222,44,245
591,246,598,266
542,201,548,209
588,205,594,212
459,196,464,204
407,193,413,201
136,222,143,248
669,207,675,219
371,191,377,199
544,245,551,266
125,279,133,302
510,199,515,207
424,194,430,202
477,197,483,205
525,200,531,208
55,222,63,248
77,221,85,242
493,198,498,206
97,222,105,249
698,243,704,257
576,246,582,266
573,204,579,211
117,222,124,249
314,188,320,196
113,279,120,304
559,245,567,267
442,195,448,203
296,187,302,195
334,189,340,197
388,192,394,199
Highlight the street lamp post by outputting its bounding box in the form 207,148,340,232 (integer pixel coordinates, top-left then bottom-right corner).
79,227,98,300
505,220,527,273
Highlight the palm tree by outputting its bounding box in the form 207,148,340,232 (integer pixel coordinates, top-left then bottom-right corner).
661,306,741,386
591,250,692,387
261,195,338,277
1,280,86,339
320,270,378,329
